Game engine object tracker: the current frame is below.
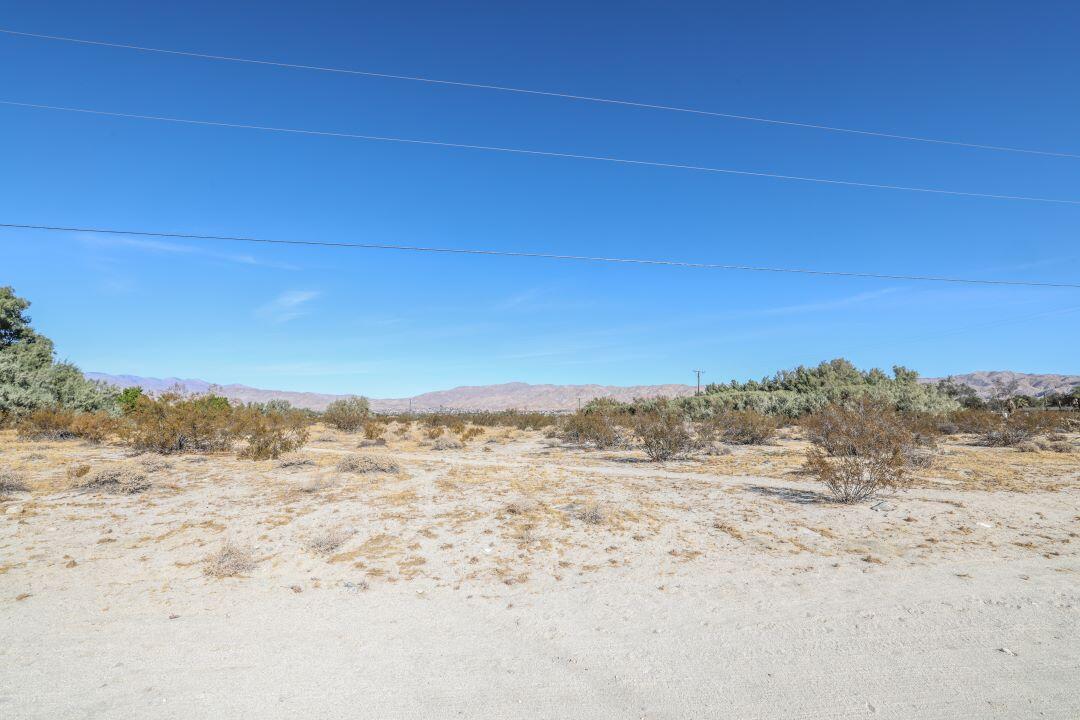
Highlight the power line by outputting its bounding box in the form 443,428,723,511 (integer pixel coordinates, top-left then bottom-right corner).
3,100,1078,206
3,221,1078,289
2,27,1076,160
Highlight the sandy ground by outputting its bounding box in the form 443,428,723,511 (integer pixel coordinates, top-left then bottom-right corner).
2,426,1078,719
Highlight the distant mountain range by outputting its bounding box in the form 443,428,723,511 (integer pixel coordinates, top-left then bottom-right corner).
86,370,1078,412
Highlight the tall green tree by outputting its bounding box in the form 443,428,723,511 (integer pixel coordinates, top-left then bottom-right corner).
0,287,117,417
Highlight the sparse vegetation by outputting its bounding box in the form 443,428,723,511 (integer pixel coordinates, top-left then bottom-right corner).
705,410,779,445
634,410,698,460
304,528,353,555
75,465,151,494
574,503,605,525
336,454,399,473
203,542,255,578
234,406,310,460
803,399,916,503
0,468,29,493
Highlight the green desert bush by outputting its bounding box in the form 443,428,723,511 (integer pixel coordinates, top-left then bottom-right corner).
803,399,916,503
322,396,370,432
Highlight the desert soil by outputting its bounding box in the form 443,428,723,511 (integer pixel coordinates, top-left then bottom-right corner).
2,426,1079,719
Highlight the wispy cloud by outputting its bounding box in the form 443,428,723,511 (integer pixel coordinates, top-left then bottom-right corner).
751,287,900,316
76,233,299,270
255,290,320,323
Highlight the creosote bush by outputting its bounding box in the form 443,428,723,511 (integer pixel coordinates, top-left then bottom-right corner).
322,396,371,432
634,410,698,461
803,399,916,503
124,393,235,454
234,407,310,460
706,410,779,446
17,408,119,443
558,404,627,449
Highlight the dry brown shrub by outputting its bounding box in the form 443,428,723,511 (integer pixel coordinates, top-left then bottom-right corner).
76,465,150,494
559,409,624,449
0,469,29,493
362,420,385,441
336,454,399,474
424,425,444,439
65,463,92,481
574,503,605,525
17,409,118,443
234,407,310,460
803,399,915,503
967,411,1061,447
304,528,353,555
633,411,698,461
203,542,255,578
704,410,779,445
428,436,463,451
124,393,235,454
458,426,484,443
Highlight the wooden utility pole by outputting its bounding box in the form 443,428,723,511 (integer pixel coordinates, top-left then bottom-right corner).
693,369,706,396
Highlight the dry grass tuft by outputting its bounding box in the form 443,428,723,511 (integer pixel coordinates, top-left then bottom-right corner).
203,542,255,578
76,465,150,494
505,498,537,515
297,476,334,493
304,528,354,555
336,454,399,474
0,469,29,493
276,455,316,469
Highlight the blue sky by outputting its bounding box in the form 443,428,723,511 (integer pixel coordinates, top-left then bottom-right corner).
1,1,1078,397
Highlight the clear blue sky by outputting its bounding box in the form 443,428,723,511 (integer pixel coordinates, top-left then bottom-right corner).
1,1,1077,397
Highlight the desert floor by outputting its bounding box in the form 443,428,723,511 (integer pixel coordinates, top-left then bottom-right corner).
2,425,1079,719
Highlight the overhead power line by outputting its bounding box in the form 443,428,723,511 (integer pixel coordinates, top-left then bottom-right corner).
2,27,1076,160
3,221,1078,289
3,100,1078,206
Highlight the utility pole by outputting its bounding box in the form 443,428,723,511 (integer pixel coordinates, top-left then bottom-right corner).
693,369,706,396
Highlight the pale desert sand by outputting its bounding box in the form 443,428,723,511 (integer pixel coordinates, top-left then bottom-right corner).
1,427,1078,718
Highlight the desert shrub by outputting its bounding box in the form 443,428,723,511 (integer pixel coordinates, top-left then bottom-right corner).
559,407,625,449
16,408,118,443
322,396,370,432
304,528,353,555
803,399,915,503
424,424,444,439
962,410,1063,447
234,407,310,460
949,408,1000,435
428,436,464,451
573,503,605,525
203,542,255,578
0,468,29,493
336,454,399,473
634,410,698,461
707,410,779,445
124,393,235,454
458,426,484,443
17,407,78,439
116,386,144,415
362,420,385,441
76,465,150,494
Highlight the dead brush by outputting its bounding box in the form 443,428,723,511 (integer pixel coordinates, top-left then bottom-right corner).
504,498,538,515
574,503,605,525
427,436,464,451
202,542,255,578
803,399,915,503
0,469,29,493
276,455,315,469
65,463,92,482
304,528,354,555
75,465,150,494
336,454,399,474
458,426,484,443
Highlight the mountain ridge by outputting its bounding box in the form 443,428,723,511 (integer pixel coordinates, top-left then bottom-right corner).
85,370,1079,412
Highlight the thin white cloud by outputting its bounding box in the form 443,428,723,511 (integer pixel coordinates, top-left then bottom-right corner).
752,287,900,316
255,290,320,323
76,233,299,270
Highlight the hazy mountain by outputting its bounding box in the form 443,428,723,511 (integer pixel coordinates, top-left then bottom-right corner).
85,374,695,412
87,370,1078,412
920,371,1080,399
